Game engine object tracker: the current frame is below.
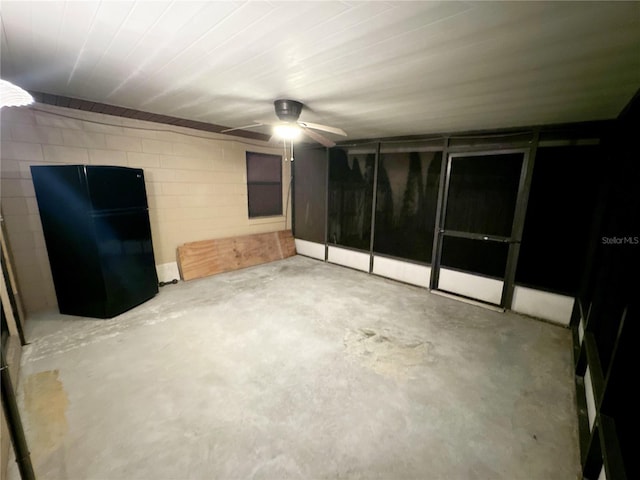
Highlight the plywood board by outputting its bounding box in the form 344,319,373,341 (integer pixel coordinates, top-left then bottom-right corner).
177,230,296,281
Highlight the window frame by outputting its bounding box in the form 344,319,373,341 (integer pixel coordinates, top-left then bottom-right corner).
246,151,283,218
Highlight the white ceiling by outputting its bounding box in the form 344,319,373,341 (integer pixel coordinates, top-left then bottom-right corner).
1,1,639,141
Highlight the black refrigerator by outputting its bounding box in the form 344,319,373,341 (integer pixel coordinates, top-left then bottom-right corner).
31,165,159,318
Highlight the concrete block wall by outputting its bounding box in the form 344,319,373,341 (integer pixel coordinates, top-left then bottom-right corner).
0,103,289,314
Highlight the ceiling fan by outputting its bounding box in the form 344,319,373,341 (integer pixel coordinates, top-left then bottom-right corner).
221,99,347,147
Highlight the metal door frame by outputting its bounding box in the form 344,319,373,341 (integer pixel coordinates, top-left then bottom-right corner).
430,146,536,308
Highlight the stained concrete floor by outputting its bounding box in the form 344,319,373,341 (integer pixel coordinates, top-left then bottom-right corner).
9,256,580,479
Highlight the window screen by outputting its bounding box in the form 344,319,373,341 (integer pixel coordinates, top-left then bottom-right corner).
516,145,601,294
246,152,282,218
444,154,523,237
328,146,376,251
293,146,327,243
373,150,442,262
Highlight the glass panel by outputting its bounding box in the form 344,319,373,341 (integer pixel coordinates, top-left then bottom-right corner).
293,146,327,243
246,152,282,182
516,146,601,294
440,236,509,279
248,184,282,217
328,146,376,250
445,153,523,236
373,150,442,262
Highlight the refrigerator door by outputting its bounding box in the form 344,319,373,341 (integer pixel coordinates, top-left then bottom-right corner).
86,166,148,211
93,210,158,317
31,165,106,315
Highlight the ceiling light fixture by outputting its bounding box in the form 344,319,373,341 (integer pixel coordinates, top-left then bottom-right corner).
273,124,301,141
0,79,34,108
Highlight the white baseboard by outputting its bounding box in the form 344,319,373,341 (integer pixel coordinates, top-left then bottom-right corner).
512,286,573,326
372,256,430,288
294,239,325,260
584,365,596,432
327,246,370,272
438,268,503,305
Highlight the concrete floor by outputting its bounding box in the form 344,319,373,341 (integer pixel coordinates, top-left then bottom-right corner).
9,256,580,479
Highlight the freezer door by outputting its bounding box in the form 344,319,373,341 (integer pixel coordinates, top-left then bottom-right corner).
86,166,148,211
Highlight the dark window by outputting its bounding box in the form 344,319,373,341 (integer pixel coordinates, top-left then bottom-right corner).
328,146,376,251
293,146,327,243
440,236,509,279
516,145,601,294
246,152,282,218
373,150,442,263
444,154,523,237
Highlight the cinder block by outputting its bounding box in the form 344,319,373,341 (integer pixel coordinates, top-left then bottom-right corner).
212,183,246,196
88,149,128,166
62,129,107,149
149,195,181,210
20,179,35,197
211,171,242,184
172,169,209,183
27,213,42,231
33,234,47,250
178,194,216,208
162,208,188,221
1,179,25,197
122,126,158,140
142,167,174,183
23,285,55,313
160,155,213,171
127,152,160,168
0,159,21,179
2,213,31,234
144,181,163,197
105,134,142,152
26,197,40,215
1,141,44,161
0,197,28,215
172,142,213,159
6,230,35,252
161,182,194,195
82,120,123,135
213,205,249,219
35,111,83,130
43,144,88,164
1,107,36,126
10,125,64,144
142,139,173,155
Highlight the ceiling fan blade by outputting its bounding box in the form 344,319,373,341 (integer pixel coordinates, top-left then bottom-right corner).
268,134,284,145
300,126,336,148
220,122,264,133
297,121,347,137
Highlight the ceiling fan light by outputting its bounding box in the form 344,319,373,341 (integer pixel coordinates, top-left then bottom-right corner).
0,79,34,108
273,124,301,140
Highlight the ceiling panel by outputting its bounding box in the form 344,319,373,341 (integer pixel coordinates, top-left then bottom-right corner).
1,0,638,141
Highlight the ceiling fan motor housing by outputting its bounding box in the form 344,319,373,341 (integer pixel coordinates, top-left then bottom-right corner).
274,99,303,122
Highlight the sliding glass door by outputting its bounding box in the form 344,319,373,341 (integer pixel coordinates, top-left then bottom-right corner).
433,150,531,307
